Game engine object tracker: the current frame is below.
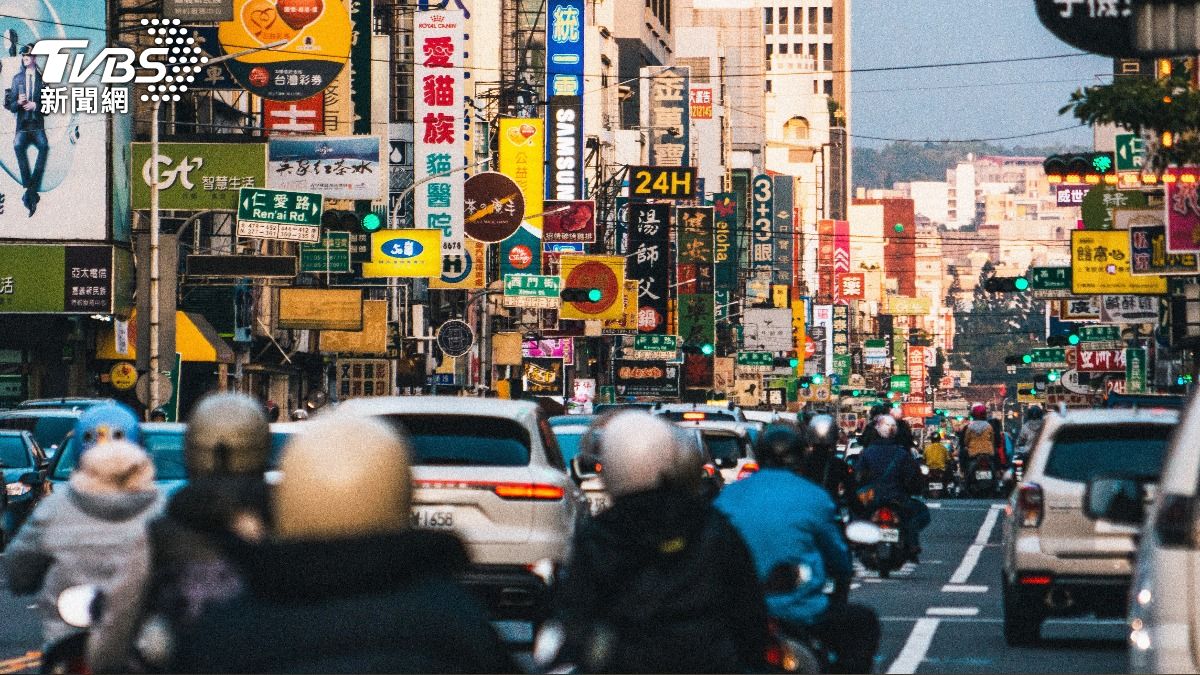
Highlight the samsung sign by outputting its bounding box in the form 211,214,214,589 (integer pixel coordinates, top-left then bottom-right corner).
545,0,585,200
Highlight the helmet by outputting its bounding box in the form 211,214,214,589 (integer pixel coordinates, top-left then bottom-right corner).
75,402,141,451
970,403,988,420
868,403,890,421
149,406,169,422
289,409,309,421
596,412,693,499
874,414,898,440
669,425,705,495
184,392,272,478
275,414,411,541
806,414,839,449
754,423,806,470
1025,405,1044,421
929,432,941,443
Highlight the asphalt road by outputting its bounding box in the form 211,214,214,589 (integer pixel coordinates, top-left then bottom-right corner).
0,498,1129,674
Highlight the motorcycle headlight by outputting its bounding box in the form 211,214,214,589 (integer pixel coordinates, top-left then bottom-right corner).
6,482,31,496
920,465,930,476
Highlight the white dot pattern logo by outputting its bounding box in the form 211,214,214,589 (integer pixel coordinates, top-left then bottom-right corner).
137,17,193,102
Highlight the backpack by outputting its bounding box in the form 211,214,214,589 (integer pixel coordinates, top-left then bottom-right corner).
964,421,994,458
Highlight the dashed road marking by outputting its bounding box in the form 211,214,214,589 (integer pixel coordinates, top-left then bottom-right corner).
942,584,989,593
886,618,940,674
926,606,981,617
948,505,1002,585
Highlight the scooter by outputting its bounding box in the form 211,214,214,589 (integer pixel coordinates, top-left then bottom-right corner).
921,464,947,499
965,455,999,498
853,504,908,578
44,585,103,674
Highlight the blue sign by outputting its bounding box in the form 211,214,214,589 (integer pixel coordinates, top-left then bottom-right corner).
545,0,585,200
383,239,425,259
544,242,585,253
427,373,456,386
546,0,584,76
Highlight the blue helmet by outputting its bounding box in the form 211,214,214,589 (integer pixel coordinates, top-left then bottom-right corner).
74,402,141,450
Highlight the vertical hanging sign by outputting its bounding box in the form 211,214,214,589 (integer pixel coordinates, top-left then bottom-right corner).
641,66,690,167
772,175,794,286
712,192,739,292
628,203,671,334
751,174,774,273
414,10,465,256
545,0,586,200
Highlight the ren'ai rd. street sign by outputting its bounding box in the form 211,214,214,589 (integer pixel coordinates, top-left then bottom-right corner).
236,187,324,243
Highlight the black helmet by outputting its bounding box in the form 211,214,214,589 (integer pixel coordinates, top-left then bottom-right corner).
1026,405,1044,421
754,423,806,470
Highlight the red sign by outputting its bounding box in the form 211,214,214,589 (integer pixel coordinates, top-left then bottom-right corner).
902,402,933,419
804,336,817,359
507,245,534,270
838,273,865,301
543,200,596,244
689,87,713,120
263,94,324,134
1077,348,1126,373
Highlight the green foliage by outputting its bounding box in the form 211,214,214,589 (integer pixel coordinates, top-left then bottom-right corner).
853,141,1090,191
952,262,1042,384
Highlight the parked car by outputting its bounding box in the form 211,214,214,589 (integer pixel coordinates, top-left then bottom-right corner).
16,398,119,411
591,402,655,416
0,408,83,460
0,429,50,547
335,396,589,621
49,422,189,496
1126,391,1200,672
1001,408,1178,646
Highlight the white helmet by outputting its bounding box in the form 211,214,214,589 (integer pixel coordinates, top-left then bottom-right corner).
874,414,898,439
597,411,694,499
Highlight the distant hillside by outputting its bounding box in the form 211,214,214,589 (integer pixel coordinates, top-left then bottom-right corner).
852,141,1090,191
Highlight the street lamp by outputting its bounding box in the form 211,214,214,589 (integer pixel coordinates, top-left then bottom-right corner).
147,38,287,416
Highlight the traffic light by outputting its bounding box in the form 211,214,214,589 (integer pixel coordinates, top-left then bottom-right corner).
361,212,383,232
560,287,603,303
788,357,799,368
1017,383,1039,398
984,276,1030,292
701,343,715,356
1004,354,1028,366
1047,370,1060,383
323,209,382,232
1043,151,1117,185
1022,354,1033,365
811,374,825,385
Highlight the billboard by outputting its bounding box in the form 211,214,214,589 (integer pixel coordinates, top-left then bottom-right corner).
414,10,465,255
132,143,268,211
752,174,774,270
0,0,108,240
640,66,690,167
772,175,793,285
712,193,739,290
543,200,595,243
499,119,544,276
361,229,442,278
267,136,382,200
545,0,584,200
1165,167,1200,254
1071,230,1167,295
218,0,350,101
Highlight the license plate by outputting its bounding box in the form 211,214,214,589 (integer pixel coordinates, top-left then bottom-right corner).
879,528,900,543
411,509,454,529
928,482,943,491
587,495,611,515
975,470,992,480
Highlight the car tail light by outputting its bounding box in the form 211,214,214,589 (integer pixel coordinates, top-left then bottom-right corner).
415,479,565,501
874,506,898,526
1017,483,1044,528
682,411,706,421
735,461,759,481
1019,573,1052,586
1154,494,1197,548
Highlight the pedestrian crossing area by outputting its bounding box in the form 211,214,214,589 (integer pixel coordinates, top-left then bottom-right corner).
854,560,919,581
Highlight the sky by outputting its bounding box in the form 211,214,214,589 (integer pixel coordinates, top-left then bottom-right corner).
851,0,1112,149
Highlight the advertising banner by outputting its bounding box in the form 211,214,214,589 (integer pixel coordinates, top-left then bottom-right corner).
464,172,524,243
640,66,690,167
500,222,542,277
1071,230,1167,295
543,200,596,243
1129,224,1200,275
679,293,715,350
838,273,865,301
614,359,679,398
772,175,793,285
263,94,324,135
1060,295,1102,321
812,304,833,374
500,118,545,272
628,203,670,334
164,0,232,22
524,357,564,395
751,174,774,270
1126,347,1147,394
523,338,574,361
267,136,382,200
1077,348,1127,373
817,219,834,300
1099,295,1159,323
832,304,850,358
429,238,487,289
884,295,932,316
684,352,714,389
833,219,850,292
132,143,267,211
689,87,713,119
414,10,465,254
361,229,442,278
0,245,113,313
218,0,350,101
908,345,927,402
712,193,739,290
602,280,639,334
743,308,793,352
545,0,584,200
558,254,625,321
278,288,363,330
1165,167,1200,254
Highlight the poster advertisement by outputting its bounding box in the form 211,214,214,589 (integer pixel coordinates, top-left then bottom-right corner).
543,200,595,243
1129,225,1199,275
628,202,670,334
614,359,679,398
1165,167,1200,254
131,142,267,211
1071,230,1167,295
545,0,584,200
414,10,465,255
499,118,544,275
523,357,564,395
218,0,350,101
0,0,108,239
267,136,382,200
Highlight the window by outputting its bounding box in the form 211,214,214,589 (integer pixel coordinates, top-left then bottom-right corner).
794,6,802,26
778,5,788,32
385,415,533,466
779,43,788,54
703,433,745,462
809,43,818,63
784,116,810,141
765,6,773,31
538,415,567,470
766,79,772,92
795,43,803,55
824,42,834,64
1044,424,1173,483
808,7,817,32
766,44,773,58
823,79,833,96
824,7,833,33
0,436,30,468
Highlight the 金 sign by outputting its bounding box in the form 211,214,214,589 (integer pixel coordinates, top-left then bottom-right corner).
414,10,466,255
628,166,697,199
1071,230,1167,295
640,65,690,167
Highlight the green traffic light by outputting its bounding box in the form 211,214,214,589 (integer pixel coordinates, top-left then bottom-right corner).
1067,334,1080,345
852,390,861,397
1014,277,1029,291
1093,154,1113,173
812,374,824,385
1047,370,1060,382
701,343,715,356
1022,354,1033,364
587,288,602,302
361,212,383,232
894,223,904,233
788,357,799,367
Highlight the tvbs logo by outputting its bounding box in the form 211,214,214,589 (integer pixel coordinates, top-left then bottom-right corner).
33,18,202,102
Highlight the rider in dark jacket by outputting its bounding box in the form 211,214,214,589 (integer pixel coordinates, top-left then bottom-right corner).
857,415,929,561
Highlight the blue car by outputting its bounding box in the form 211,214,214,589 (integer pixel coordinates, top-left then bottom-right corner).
49,423,189,496
0,429,50,548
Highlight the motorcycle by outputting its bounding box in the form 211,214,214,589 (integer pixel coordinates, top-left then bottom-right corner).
44,585,102,674
853,504,908,578
965,454,999,498
921,464,947,499
1002,452,1028,493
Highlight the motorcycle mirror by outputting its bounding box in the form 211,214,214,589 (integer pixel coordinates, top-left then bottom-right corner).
57,585,100,629
845,521,883,546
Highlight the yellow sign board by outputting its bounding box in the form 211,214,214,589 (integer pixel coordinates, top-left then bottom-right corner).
1017,382,1044,404
1071,230,1168,295
603,280,639,332
429,239,488,289
791,297,806,375
109,362,137,391
498,119,545,231
277,288,363,330
319,300,388,354
883,295,932,316
362,230,442,278
558,255,626,320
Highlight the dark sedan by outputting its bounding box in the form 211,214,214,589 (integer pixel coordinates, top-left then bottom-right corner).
0,429,50,547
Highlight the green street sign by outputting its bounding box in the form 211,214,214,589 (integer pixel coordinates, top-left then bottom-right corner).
1030,347,1068,367
889,375,911,393
1115,133,1145,172
236,187,324,243
736,351,774,367
833,354,852,380
300,232,351,273
503,274,561,298
634,335,679,352
1029,267,1071,291
1079,325,1120,344
1126,347,1147,394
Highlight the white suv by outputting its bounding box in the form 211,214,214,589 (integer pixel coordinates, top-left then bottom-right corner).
336,396,589,621
1001,408,1177,646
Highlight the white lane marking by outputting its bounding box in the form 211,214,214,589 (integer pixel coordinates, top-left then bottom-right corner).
850,583,862,590
927,502,942,509
886,617,940,674
942,584,989,593
926,606,980,617
881,615,1002,623
947,505,1003,584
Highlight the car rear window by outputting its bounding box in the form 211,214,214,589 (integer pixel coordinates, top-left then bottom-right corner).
52,429,188,481
34,417,78,450
386,415,531,466
704,433,743,462
1044,424,1174,483
660,411,739,423
551,427,588,464
0,436,30,467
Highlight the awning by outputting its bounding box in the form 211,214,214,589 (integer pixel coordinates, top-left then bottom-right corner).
96,310,234,364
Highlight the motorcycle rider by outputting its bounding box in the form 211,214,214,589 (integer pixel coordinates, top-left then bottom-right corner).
87,392,276,673
4,405,161,667
172,412,516,673
805,414,856,504
958,403,1002,486
535,411,772,673
923,433,949,474
715,423,880,674
1015,405,1044,456
857,415,929,562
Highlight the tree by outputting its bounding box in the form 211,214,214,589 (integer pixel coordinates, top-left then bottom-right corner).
952,262,1042,384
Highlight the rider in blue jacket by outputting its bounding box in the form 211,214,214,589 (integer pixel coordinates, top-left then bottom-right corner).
715,424,879,674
